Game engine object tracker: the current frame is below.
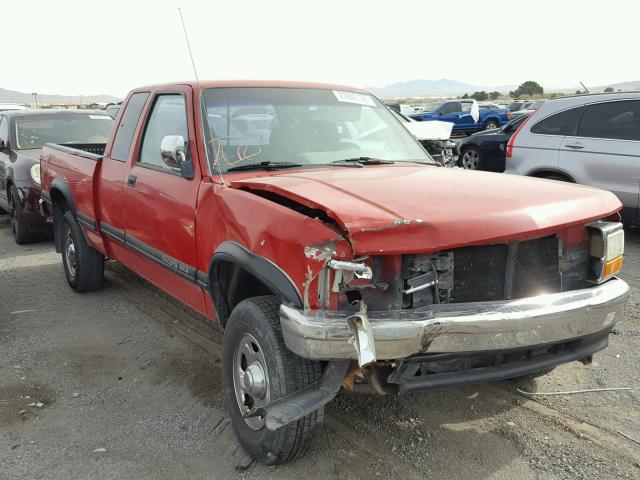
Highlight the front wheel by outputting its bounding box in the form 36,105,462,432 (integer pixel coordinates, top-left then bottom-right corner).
222,296,322,464
460,147,482,170
61,211,104,292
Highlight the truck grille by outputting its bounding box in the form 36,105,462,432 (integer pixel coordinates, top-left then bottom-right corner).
451,236,561,302
403,235,590,306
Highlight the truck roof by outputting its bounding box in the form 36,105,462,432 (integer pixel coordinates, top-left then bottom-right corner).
133,80,365,93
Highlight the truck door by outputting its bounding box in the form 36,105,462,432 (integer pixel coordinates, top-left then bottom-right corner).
122,88,205,312
558,99,640,222
439,101,461,128
458,100,478,131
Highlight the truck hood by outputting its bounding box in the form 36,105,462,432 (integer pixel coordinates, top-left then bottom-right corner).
230,165,621,255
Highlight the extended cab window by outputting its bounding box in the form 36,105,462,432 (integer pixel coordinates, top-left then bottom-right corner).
531,106,585,136
442,102,460,114
111,92,149,161
138,94,189,173
0,116,8,141
577,100,640,141
461,102,473,113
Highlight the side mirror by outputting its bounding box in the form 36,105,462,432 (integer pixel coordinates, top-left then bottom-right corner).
160,135,186,169
160,135,194,179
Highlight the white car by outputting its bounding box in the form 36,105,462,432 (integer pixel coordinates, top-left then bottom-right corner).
390,110,458,165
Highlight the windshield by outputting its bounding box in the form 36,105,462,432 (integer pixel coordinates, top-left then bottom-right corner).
200,88,433,172
14,114,114,149
421,103,443,113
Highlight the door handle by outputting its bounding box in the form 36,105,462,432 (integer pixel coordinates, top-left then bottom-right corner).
127,174,137,187
564,143,584,149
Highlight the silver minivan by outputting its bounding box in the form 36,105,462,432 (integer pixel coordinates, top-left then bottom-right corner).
504,92,640,223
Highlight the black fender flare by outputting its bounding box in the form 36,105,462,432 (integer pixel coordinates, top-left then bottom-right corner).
48,177,78,217
527,168,576,183
208,241,303,326
47,178,81,252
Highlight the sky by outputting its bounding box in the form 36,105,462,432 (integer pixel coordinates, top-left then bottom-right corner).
3,0,639,98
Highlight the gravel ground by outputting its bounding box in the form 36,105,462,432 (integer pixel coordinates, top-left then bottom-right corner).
0,213,638,479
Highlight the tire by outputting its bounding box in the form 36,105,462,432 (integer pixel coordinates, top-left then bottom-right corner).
460,147,482,170
484,120,499,130
61,210,104,292
222,295,322,464
9,185,37,244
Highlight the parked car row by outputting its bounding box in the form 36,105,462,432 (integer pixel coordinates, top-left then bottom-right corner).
27,80,628,465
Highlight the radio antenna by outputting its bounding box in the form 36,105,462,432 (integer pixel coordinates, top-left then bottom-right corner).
178,7,199,85
178,7,226,185
579,81,590,94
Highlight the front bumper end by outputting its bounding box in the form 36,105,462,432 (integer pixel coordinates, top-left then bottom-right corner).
280,278,629,365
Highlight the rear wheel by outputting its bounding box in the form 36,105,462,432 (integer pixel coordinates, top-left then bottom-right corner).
222,295,322,464
460,147,482,170
9,185,37,244
61,210,104,292
484,120,499,130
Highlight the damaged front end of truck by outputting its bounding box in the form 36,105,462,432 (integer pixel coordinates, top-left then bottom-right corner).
220,167,629,433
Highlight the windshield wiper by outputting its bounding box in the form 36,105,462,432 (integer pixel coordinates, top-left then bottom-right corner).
227,161,302,172
332,157,395,168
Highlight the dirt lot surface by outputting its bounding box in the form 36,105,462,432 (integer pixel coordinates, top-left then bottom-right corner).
1,213,639,479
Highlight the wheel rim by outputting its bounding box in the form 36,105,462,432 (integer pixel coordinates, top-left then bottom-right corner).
232,332,270,430
486,122,498,129
64,229,77,280
462,149,480,169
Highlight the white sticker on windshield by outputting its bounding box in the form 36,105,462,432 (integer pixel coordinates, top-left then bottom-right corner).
333,90,376,107
89,115,112,120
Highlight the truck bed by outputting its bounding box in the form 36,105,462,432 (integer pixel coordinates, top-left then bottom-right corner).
40,142,106,232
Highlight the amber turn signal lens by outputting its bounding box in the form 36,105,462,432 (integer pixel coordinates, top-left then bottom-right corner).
604,256,623,279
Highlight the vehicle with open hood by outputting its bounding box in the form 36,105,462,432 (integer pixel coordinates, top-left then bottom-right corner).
40,81,629,465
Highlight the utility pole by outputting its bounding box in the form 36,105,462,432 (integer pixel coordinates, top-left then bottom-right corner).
32,92,38,108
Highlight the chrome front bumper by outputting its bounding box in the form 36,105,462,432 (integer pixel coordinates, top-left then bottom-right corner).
280,278,629,366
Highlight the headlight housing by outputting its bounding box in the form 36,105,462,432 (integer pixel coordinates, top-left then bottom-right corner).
30,163,41,185
587,220,624,283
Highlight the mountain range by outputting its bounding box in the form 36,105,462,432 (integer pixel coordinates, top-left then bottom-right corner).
0,87,121,105
368,79,640,99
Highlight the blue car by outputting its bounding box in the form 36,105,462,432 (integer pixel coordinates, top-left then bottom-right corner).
410,99,510,135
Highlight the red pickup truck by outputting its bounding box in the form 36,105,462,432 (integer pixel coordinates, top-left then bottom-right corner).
40,81,629,464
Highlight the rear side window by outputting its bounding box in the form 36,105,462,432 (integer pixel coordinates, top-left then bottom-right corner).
111,92,149,161
0,116,8,141
461,102,473,112
531,106,585,136
577,100,640,141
